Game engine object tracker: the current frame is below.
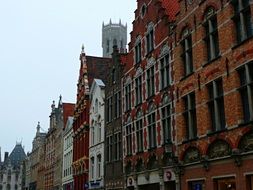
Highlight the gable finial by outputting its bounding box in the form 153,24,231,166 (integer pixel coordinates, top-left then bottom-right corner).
81,44,85,53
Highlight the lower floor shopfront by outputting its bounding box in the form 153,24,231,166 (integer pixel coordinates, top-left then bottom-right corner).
181,156,253,190
126,168,178,190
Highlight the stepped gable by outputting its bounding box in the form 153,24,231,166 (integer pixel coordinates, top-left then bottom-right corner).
7,143,26,167
156,0,180,21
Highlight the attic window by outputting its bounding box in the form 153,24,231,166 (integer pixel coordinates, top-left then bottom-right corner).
141,4,147,18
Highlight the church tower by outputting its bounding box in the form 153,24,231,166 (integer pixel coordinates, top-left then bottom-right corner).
102,19,127,57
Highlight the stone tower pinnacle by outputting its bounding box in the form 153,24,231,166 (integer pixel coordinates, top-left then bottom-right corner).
102,19,127,57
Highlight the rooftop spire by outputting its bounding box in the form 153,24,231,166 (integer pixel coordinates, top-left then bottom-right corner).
81,44,85,53
36,122,40,134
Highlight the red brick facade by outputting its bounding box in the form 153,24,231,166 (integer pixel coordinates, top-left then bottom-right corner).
172,0,253,189
72,48,110,190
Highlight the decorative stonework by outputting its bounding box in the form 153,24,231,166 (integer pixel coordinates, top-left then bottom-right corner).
239,131,253,152
207,140,231,159
183,147,201,164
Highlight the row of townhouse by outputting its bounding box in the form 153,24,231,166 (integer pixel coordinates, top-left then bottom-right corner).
102,0,253,190
24,0,253,189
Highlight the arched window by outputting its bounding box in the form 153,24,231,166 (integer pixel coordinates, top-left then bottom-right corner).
203,7,219,62
97,154,102,178
97,116,102,143
147,103,156,148
135,36,142,64
181,28,193,76
113,39,117,46
160,45,171,89
95,99,98,113
90,157,95,179
146,23,154,53
136,110,143,152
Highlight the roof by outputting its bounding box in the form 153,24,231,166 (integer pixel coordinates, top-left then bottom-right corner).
86,56,110,87
7,144,26,167
62,103,75,127
94,79,105,87
156,0,179,21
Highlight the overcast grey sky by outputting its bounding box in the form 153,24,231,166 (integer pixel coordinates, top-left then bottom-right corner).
0,0,136,156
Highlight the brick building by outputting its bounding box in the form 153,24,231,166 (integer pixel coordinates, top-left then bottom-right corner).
121,0,179,190
72,46,110,190
104,46,125,190
171,0,253,189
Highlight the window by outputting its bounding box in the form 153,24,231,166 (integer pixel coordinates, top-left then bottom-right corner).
97,154,101,178
246,175,253,190
232,0,253,43
97,122,101,143
188,180,205,190
107,96,113,122
125,84,131,111
126,124,132,155
109,135,113,161
147,66,155,97
106,39,110,53
181,28,193,76
204,7,220,62
238,62,253,122
207,79,226,131
95,99,98,113
146,25,154,53
91,125,95,145
114,132,122,160
135,38,142,64
136,111,143,152
213,177,236,190
91,157,94,179
115,91,121,118
160,54,171,89
135,76,142,105
113,39,117,46
147,103,157,149
112,68,116,83
183,93,197,140
106,135,113,162
161,95,172,144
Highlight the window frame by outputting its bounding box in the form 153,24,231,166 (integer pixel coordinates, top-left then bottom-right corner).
181,28,193,76
147,103,157,149
147,65,155,97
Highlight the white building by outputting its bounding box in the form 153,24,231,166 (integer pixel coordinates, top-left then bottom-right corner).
62,117,74,190
89,79,105,190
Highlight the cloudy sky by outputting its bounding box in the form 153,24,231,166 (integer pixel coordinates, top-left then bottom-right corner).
0,0,136,157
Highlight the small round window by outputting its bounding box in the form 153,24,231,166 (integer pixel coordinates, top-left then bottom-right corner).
140,4,147,18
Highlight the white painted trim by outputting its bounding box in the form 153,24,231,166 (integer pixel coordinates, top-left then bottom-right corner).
212,174,236,179
186,178,206,182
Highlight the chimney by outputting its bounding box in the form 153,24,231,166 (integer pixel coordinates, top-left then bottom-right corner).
4,152,8,162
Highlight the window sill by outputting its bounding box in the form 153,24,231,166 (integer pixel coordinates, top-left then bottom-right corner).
146,49,154,58
180,72,194,82
146,94,155,101
135,102,143,108
160,85,172,92
148,146,157,151
206,128,227,136
202,54,221,68
231,35,253,50
238,120,253,127
182,137,198,144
